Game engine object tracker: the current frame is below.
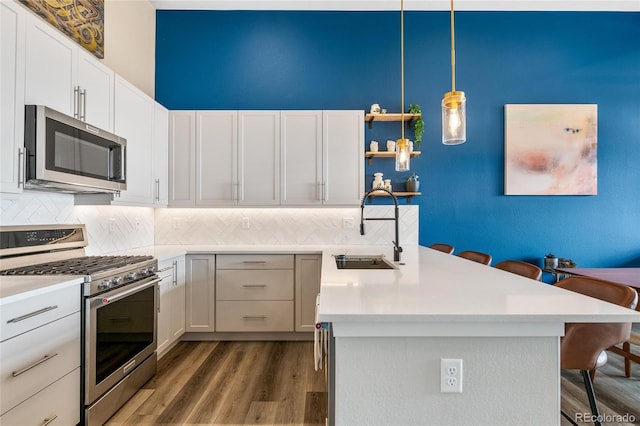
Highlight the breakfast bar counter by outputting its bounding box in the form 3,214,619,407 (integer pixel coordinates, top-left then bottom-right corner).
317,246,640,426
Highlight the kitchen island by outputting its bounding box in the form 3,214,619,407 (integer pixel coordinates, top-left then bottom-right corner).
318,246,640,426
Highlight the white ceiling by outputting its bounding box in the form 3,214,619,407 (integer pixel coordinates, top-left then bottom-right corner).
150,0,640,11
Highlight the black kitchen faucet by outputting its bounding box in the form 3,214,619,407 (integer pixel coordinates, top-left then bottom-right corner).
359,187,402,262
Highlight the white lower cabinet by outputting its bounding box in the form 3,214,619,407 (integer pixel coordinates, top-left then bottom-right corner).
184,252,321,336
0,368,80,426
0,282,80,425
185,254,216,332
157,255,186,358
295,254,322,332
215,254,294,332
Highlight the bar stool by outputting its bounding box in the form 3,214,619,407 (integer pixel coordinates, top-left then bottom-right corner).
457,250,492,265
494,260,542,280
555,277,638,425
429,243,454,254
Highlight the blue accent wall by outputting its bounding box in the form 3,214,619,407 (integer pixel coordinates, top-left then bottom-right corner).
156,10,640,273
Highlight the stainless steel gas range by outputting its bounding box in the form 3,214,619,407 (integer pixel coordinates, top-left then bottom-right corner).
0,224,159,426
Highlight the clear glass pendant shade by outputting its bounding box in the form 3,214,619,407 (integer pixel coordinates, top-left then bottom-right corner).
395,138,410,171
442,90,466,145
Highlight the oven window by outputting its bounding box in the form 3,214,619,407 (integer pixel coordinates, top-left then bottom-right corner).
95,285,154,384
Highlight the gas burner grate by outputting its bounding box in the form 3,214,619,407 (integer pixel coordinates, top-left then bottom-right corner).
0,255,153,276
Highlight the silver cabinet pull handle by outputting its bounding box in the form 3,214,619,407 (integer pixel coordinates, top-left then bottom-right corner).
7,305,58,323
242,261,266,264
42,415,58,426
12,353,58,377
172,260,177,286
155,179,160,201
242,284,267,288
73,86,79,118
80,88,86,121
18,148,25,188
242,315,266,320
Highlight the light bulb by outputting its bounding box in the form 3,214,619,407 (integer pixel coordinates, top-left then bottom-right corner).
442,91,466,145
395,138,410,171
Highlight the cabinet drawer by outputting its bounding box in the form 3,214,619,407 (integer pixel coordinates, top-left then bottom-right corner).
216,254,294,270
216,270,293,301
216,301,293,332
1,284,80,342
0,368,80,426
0,312,80,415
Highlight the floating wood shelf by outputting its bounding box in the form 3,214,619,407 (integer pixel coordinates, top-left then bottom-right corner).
364,113,421,128
366,191,421,204
365,151,421,165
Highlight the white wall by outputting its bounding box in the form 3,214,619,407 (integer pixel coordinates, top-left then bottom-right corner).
154,206,419,246
103,0,156,98
334,336,559,425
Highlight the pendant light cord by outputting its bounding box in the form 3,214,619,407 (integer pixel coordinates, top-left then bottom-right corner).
450,0,456,92
400,0,405,140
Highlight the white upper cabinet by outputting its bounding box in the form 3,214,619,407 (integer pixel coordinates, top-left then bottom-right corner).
238,111,280,206
153,103,169,206
112,75,154,205
323,110,364,205
197,111,238,206
169,111,196,206
76,49,115,132
169,110,363,207
23,9,114,132
281,111,323,205
0,0,25,194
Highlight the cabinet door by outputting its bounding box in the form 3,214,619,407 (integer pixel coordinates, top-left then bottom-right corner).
171,257,186,340
0,0,25,194
114,75,154,205
295,254,322,332
153,103,169,206
322,110,364,205
76,49,114,132
196,111,237,206
281,111,323,205
24,13,75,116
169,111,196,206
185,255,215,332
156,271,172,357
238,111,280,205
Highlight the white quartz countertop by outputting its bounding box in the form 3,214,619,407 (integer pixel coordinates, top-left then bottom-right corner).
0,275,83,305
317,246,640,330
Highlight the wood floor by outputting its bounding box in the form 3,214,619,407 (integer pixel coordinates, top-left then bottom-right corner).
105,341,327,426
107,340,639,426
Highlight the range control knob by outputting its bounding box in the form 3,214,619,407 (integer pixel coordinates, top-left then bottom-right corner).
98,280,110,291
125,272,138,281
110,277,122,286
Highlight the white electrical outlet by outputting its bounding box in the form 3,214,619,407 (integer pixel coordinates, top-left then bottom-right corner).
242,217,250,229
107,219,116,234
134,217,141,230
441,358,463,393
342,217,355,229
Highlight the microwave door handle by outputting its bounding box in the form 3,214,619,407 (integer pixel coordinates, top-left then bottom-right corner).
122,145,127,182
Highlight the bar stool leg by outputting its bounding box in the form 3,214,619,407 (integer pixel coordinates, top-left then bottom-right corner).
581,369,602,426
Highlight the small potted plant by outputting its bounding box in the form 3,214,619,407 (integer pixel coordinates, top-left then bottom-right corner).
406,172,420,192
408,104,424,150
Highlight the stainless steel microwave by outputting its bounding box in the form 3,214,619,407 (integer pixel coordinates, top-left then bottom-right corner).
24,105,127,193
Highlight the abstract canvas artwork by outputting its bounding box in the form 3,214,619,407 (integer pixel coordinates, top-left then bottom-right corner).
19,0,104,58
504,104,597,195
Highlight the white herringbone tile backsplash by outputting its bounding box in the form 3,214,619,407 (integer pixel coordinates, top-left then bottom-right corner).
1,192,419,253
0,192,154,255
154,206,418,246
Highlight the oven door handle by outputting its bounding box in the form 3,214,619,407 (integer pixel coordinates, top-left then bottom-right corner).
101,278,160,304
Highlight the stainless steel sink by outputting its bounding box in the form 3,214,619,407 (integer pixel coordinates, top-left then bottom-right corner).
334,254,396,270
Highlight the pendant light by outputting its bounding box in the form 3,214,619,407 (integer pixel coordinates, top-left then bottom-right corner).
395,0,410,171
442,0,466,145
